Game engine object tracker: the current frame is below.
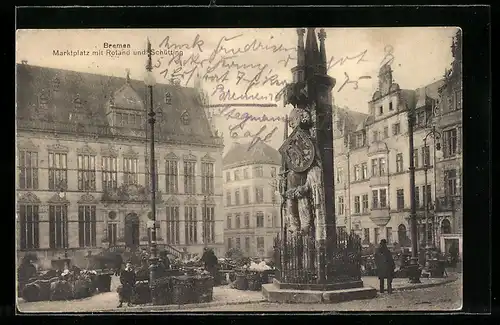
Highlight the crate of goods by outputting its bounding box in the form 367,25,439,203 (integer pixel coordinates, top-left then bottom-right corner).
171,276,195,305
95,272,112,293
234,270,248,290
131,280,151,305
150,276,172,305
193,275,214,303
72,278,93,299
246,271,262,291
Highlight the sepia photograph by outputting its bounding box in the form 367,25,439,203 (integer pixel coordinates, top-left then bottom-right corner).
15,27,463,313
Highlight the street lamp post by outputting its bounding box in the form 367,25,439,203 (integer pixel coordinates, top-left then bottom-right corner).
407,105,421,283
144,38,160,304
423,125,442,249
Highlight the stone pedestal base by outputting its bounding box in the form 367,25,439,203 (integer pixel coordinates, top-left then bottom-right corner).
262,279,377,304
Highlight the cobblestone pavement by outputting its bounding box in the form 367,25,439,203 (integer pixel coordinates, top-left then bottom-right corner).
17,273,461,313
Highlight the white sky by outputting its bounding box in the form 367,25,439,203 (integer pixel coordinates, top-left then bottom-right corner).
16,28,457,153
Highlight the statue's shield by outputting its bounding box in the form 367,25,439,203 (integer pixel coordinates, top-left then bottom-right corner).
279,128,315,173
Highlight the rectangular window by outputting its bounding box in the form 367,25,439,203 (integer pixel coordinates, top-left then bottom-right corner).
362,163,368,179
245,237,251,253
384,126,389,138
227,237,233,250
413,149,419,168
356,133,364,147
243,187,250,205
226,214,232,229
379,189,387,208
184,206,197,244
253,166,263,178
389,102,394,111
422,146,431,167
272,214,278,227
371,159,379,177
374,227,380,244
386,227,393,244
444,129,458,157
19,204,40,250
226,191,231,206
123,158,138,185
202,206,215,244
337,196,344,215
165,160,179,194
454,90,462,110
257,237,265,253
256,212,264,228
354,165,360,181
372,190,379,209
201,162,214,195
396,189,405,210
78,205,97,247
396,153,404,173
18,151,39,190
49,205,68,249
243,168,249,179
234,170,240,181
102,156,118,190
362,194,369,213
255,187,264,204
336,167,343,184
354,196,360,214
236,238,241,249
183,161,196,194
379,158,386,176
235,214,241,229
379,105,383,115
270,167,277,178
166,206,180,245
363,228,370,245
225,171,231,182
244,213,250,228
48,152,68,190
423,184,432,209
235,189,241,206
415,186,420,208
392,123,401,135
372,131,379,143
107,223,117,246
445,169,457,197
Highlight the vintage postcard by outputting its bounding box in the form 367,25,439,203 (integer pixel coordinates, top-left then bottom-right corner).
15,27,462,313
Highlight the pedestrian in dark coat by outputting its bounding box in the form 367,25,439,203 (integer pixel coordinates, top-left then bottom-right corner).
375,239,395,294
117,262,136,307
201,248,219,281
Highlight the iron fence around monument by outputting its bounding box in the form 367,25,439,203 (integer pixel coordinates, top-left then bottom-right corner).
273,230,362,284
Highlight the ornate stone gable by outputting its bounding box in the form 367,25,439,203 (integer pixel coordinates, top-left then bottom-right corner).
202,196,216,205
184,196,198,206
101,144,118,157
18,139,39,152
77,143,97,156
201,153,215,162
123,146,139,159
78,193,99,204
111,82,144,111
18,192,41,204
183,151,197,161
47,142,69,153
48,193,70,204
165,152,179,160
165,196,180,206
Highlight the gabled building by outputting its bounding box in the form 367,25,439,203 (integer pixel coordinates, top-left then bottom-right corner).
16,63,225,269
222,141,281,258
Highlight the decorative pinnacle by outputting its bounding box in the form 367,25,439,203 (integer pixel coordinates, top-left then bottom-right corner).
318,29,327,41
146,38,153,72
297,28,306,37
125,68,130,83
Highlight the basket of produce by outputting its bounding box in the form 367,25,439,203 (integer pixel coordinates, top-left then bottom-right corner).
171,276,195,305
131,280,151,305
246,271,262,291
193,275,214,303
50,279,72,301
72,277,93,299
22,282,42,302
234,270,248,290
150,276,172,305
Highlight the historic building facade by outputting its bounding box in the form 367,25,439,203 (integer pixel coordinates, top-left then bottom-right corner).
16,63,225,269
333,63,452,252
222,142,281,258
434,30,463,257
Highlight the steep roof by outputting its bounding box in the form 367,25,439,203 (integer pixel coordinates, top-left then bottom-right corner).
415,79,445,108
334,106,369,134
222,141,281,168
16,64,221,147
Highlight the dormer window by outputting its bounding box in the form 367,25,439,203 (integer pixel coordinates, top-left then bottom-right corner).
52,77,60,92
165,92,172,105
379,105,383,115
181,110,190,125
389,102,393,111
74,95,83,110
38,92,48,108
